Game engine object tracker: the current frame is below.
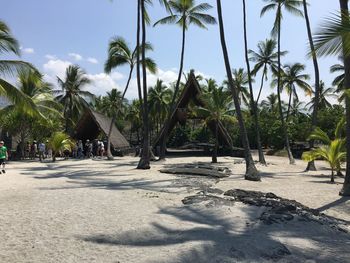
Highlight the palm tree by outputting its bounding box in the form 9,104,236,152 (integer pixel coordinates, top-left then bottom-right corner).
216,0,260,181
261,93,279,113
148,79,172,134
197,86,235,163
0,20,39,113
330,58,344,93
279,63,311,122
242,0,267,165
261,0,303,165
55,65,93,135
154,0,216,160
302,138,346,183
104,37,157,99
48,132,74,162
126,99,142,144
249,39,286,105
302,0,321,172
312,0,350,195
99,89,127,160
307,81,337,111
224,68,250,106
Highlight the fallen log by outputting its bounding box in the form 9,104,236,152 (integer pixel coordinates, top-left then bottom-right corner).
160,165,231,178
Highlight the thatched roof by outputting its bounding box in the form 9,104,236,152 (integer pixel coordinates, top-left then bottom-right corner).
74,109,130,149
153,71,233,148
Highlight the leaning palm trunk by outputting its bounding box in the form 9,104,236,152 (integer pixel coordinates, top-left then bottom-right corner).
276,6,295,165
216,0,260,181
339,0,350,196
159,12,187,160
303,0,321,171
286,91,293,123
106,114,117,160
137,0,151,169
242,0,266,165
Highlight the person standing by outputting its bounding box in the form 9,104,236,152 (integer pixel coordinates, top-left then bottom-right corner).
0,141,8,174
38,141,46,162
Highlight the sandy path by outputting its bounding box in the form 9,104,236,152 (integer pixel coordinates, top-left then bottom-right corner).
0,155,349,262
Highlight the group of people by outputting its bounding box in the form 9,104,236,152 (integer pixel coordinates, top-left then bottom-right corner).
73,139,106,159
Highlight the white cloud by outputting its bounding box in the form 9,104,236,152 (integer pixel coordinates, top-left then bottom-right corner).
45,54,57,60
85,73,123,96
21,47,35,54
43,59,72,80
68,52,83,61
87,57,99,64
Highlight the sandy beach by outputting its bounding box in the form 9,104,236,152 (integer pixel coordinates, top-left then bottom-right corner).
0,154,349,263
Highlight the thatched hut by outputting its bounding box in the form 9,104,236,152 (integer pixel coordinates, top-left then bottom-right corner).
74,109,130,151
153,71,234,152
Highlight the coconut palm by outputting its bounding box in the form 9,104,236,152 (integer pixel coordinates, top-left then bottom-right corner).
302,138,346,183
197,86,235,163
148,79,172,134
261,0,303,165
48,132,74,162
216,0,260,181
55,65,93,134
223,68,250,106
279,63,311,122
104,37,157,99
0,20,39,113
312,0,350,195
261,93,279,113
99,89,127,160
154,0,216,160
302,0,321,172
307,81,337,111
127,99,142,144
249,39,286,105
330,58,345,93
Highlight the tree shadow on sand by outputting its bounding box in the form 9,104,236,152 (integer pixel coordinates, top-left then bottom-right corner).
78,202,350,262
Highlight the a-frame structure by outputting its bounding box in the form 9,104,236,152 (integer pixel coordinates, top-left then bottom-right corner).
153,71,233,150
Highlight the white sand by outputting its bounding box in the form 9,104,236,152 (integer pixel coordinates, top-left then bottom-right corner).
0,154,349,262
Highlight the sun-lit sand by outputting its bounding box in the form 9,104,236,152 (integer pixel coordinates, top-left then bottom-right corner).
0,154,349,262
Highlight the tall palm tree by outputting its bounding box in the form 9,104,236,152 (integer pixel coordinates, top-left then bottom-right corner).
307,81,337,111
0,20,38,113
216,0,260,181
242,0,266,165
154,0,216,159
55,65,93,134
249,39,286,105
197,86,235,163
261,0,303,164
279,63,311,122
148,79,172,134
312,0,350,195
104,37,157,99
303,0,321,171
99,89,127,160
224,68,250,106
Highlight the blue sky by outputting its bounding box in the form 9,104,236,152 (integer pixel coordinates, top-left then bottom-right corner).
2,0,339,102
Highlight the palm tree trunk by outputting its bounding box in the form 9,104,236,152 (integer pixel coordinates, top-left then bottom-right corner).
242,0,266,165
276,6,295,165
212,121,218,163
339,0,350,196
331,168,335,183
137,0,151,169
303,0,320,171
106,114,116,160
122,65,134,99
216,0,260,181
159,11,187,160
286,90,292,123
256,69,266,106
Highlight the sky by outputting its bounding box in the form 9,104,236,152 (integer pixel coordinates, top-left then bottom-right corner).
1,0,340,103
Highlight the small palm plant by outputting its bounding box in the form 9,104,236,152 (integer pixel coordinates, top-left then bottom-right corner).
48,132,74,162
196,86,235,163
302,120,346,183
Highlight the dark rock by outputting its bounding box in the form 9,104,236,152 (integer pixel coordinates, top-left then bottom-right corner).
229,247,246,260
261,244,291,261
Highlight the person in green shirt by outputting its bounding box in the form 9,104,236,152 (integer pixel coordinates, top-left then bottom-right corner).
0,141,8,174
